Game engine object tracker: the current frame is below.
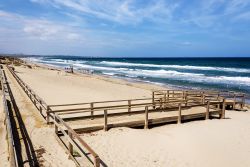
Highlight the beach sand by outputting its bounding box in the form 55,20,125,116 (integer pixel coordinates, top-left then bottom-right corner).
82,110,250,167
14,65,165,105
1,63,250,167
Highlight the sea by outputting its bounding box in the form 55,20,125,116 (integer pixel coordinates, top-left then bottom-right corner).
23,56,250,102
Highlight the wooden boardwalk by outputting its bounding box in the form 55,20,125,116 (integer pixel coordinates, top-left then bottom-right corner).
6,64,246,167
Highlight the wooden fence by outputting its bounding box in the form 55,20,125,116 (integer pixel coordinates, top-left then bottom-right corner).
6,65,101,167
0,66,20,167
7,65,48,119
54,113,100,167
46,89,226,124
153,89,245,109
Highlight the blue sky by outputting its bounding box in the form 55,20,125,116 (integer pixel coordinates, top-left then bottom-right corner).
0,0,250,57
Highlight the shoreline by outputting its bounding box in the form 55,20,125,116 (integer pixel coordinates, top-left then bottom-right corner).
22,59,173,93
23,58,250,104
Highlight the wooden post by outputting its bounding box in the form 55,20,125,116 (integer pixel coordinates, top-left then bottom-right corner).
160,98,163,109
90,103,94,119
221,98,226,119
233,94,236,110
167,90,169,101
94,157,100,167
54,115,58,135
104,110,108,131
152,92,155,109
144,106,148,129
68,132,73,155
128,100,131,113
163,93,166,108
242,94,245,109
39,106,42,114
201,92,203,103
185,91,188,106
206,101,210,120
202,92,205,104
46,106,50,124
178,103,182,124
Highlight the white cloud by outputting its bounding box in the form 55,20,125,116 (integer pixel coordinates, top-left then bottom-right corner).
67,33,80,40
225,0,250,14
0,10,83,41
233,11,250,21
23,20,61,40
30,0,178,25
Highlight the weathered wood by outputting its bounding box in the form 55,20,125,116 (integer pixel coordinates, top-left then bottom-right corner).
71,110,220,133
178,103,182,124
68,132,73,155
167,90,170,101
104,110,108,131
54,115,58,135
163,93,166,108
128,100,131,113
94,157,100,167
54,113,100,167
152,92,155,109
221,99,225,119
47,106,50,124
206,101,210,119
233,94,236,109
242,94,245,109
39,106,42,114
159,98,163,109
90,102,94,119
144,106,149,129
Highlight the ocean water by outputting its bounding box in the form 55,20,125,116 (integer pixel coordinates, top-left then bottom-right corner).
24,56,250,100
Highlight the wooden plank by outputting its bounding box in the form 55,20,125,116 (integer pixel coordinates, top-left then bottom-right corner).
206,101,210,119
104,110,108,131
178,103,182,124
73,110,221,133
55,114,100,160
144,106,148,129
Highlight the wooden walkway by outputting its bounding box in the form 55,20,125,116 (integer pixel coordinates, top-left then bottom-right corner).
6,64,247,167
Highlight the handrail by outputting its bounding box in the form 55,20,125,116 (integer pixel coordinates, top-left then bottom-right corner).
0,66,19,167
54,113,100,167
49,97,154,107
7,65,48,118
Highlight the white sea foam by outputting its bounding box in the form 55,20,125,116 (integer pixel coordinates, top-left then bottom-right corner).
100,61,250,73
102,72,116,76
28,58,250,88
121,69,250,86
73,63,129,71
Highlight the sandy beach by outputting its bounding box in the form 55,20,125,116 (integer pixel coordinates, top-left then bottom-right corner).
1,62,250,167
83,111,250,167
1,0,250,166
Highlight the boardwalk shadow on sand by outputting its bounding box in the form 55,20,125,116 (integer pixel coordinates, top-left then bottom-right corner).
6,81,39,167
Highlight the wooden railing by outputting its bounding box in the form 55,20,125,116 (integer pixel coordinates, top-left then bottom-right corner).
152,89,245,108
219,91,245,109
104,100,225,130
0,66,20,167
54,113,100,167
46,96,208,123
7,65,48,119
